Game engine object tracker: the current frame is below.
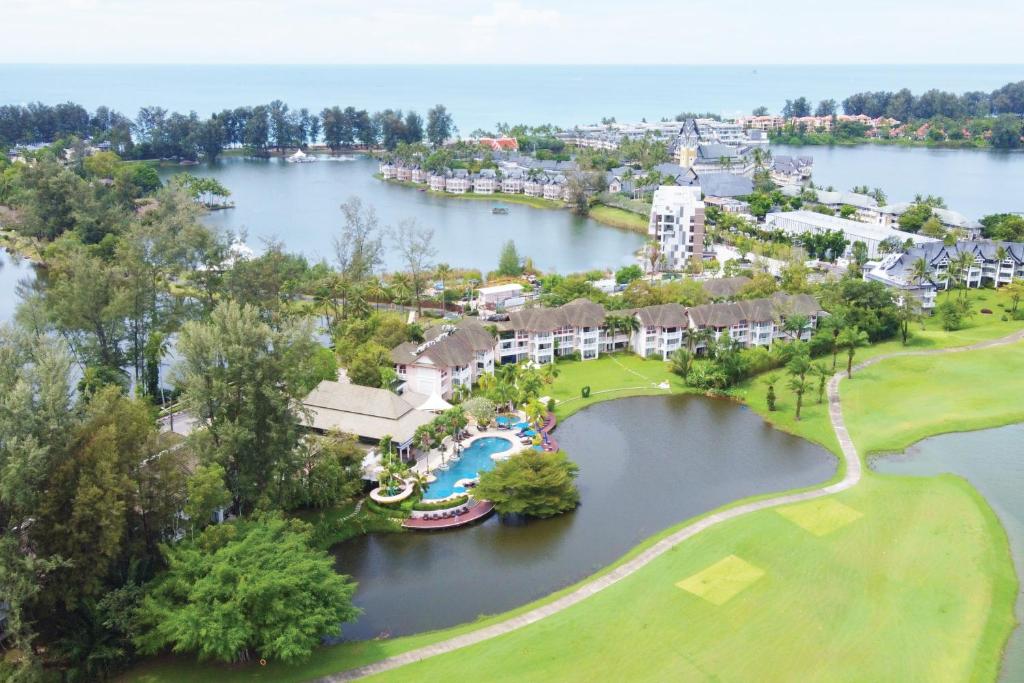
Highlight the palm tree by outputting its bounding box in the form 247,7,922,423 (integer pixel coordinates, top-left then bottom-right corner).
434,263,452,312
389,273,413,309
670,347,693,380
837,326,869,379
812,363,831,404
365,277,388,311
910,257,930,288
540,362,560,385
781,313,810,341
787,374,809,420
820,311,847,371
524,398,546,430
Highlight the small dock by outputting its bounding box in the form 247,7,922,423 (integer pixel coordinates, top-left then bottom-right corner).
402,501,495,530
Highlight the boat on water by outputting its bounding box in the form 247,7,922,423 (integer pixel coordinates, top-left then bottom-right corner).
286,149,316,163
492,206,509,215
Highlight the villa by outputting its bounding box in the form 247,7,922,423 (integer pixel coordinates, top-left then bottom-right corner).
501,169,525,193
474,168,498,194
543,176,566,201
411,167,429,183
445,169,472,193
687,292,823,350
392,321,497,399
428,172,447,192
630,303,690,359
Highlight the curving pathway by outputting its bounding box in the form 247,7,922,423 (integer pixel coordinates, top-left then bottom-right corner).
318,330,1024,682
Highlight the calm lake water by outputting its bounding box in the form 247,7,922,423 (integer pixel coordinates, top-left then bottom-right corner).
158,155,645,273
0,251,35,325
873,424,1024,682
331,395,836,641
773,143,1024,218
3,64,1022,132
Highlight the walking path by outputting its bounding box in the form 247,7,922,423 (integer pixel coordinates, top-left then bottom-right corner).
318,330,1024,682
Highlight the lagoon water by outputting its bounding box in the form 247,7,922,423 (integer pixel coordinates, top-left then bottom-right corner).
0,251,34,325
158,155,646,273
331,395,836,640
873,424,1024,682
773,143,1024,218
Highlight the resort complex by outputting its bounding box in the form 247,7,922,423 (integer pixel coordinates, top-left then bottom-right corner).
5,14,1024,680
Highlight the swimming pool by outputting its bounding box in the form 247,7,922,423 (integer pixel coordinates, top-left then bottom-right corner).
424,436,514,499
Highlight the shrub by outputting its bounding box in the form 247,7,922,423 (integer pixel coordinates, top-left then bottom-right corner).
581,385,591,398
413,494,469,511
1001,314,1009,321
475,451,580,518
980,308,993,315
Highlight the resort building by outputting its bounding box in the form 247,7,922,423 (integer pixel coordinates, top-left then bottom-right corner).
474,168,498,194
445,169,472,194
501,169,525,193
866,240,1024,309
765,210,940,259
495,298,611,364
771,156,814,184
876,203,983,239
649,185,706,272
631,303,689,359
428,173,447,192
391,321,497,399
687,293,824,351
475,283,526,313
299,381,434,457
702,276,752,300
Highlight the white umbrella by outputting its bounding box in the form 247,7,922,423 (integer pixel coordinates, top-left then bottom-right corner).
418,392,454,413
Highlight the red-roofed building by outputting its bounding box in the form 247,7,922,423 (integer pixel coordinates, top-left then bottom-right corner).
477,137,519,152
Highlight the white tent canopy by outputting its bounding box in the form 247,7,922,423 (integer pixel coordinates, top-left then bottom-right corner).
418,392,453,413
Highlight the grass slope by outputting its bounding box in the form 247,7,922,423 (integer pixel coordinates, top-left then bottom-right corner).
843,340,1024,456
363,475,1016,682
546,354,689,420
587,204,649,233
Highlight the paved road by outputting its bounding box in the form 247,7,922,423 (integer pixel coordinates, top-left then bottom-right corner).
158,409,199,437
318,330,1024,682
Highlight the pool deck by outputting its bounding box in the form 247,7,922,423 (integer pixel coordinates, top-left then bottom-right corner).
401,500,496,530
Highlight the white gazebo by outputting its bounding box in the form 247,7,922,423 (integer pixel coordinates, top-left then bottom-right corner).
418,392,453,413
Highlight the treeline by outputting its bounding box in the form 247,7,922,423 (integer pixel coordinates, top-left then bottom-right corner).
0,100,458,161
841,80,1024,120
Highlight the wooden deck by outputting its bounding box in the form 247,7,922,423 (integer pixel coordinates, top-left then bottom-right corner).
402,501,495,530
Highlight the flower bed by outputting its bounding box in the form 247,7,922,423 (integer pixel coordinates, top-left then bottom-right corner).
413,494,469,512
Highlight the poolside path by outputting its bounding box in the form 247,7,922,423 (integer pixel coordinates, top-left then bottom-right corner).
318,330,1024,682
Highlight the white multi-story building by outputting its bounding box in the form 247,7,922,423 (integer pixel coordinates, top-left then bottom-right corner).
766,210,940,260
632,303,689,359
649,185,706,272
687,293,823,350
474,169,498,194
475,283,525,313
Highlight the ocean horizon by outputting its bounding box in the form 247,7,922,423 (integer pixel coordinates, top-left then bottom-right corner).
2,63,1021,133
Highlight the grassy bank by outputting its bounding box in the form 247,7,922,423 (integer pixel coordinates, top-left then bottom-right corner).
547,354,689,420
843,340,1024,456
587,204,648,233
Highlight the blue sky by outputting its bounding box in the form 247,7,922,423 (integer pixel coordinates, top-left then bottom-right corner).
2,0,1023,64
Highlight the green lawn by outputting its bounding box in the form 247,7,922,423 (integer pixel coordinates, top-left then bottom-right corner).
843,340,1024,456
858,288,1023,363
360,474,1016,682
587,204,649,233
547,354,689,419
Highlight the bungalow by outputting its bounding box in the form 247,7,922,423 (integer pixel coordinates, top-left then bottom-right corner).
429,172,448,192
474,168,498,194
391,321,497,399
445,169,472,194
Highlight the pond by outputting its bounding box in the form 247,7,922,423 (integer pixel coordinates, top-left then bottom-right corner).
331,394,836,640
873,424,1024,683
157,155,646,274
